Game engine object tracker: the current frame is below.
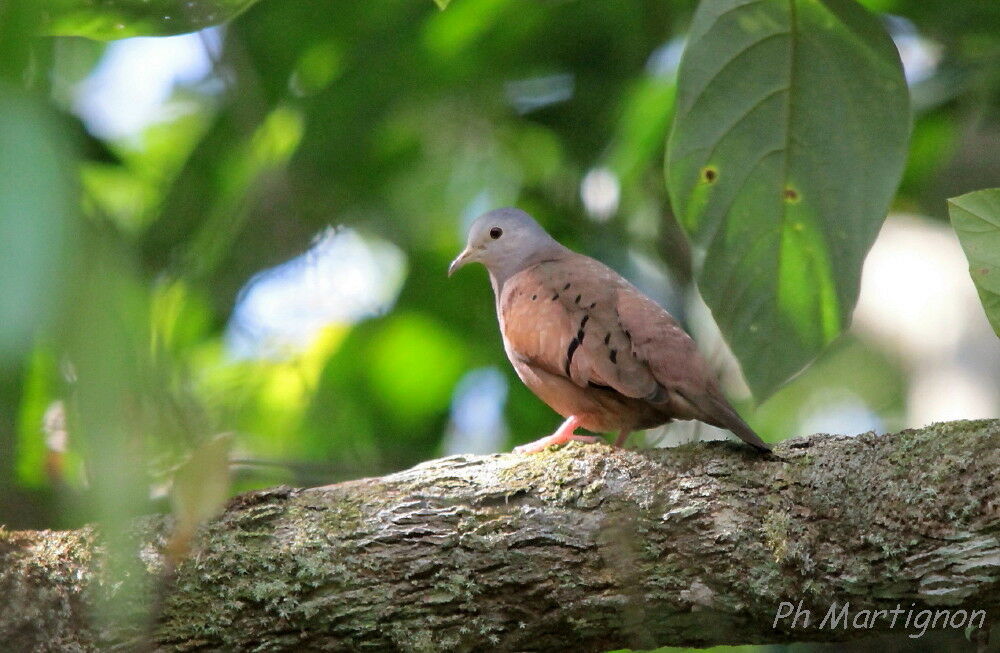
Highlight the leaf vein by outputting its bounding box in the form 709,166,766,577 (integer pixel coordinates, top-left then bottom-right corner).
701,85,790,166
775,0,798,300
677,30,791,120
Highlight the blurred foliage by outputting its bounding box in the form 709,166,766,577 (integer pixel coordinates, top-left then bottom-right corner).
949,189,1000,337
0,89,76,365
0,0,996,637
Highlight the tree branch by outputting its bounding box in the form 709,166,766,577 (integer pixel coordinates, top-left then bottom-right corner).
2,419,999,651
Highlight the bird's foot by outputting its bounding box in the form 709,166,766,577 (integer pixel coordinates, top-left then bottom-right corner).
513,415,596,454
513,433,599,454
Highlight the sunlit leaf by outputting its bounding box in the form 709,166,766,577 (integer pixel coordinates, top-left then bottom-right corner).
15,345,60,488
171,433,232,530
180,104,305,281
169,433,232,560
44,0,261,39
666,0,910,399
948,189,1000,338
422,0,510,58
193,325,346,461
606,76,677,187
289,40,346,97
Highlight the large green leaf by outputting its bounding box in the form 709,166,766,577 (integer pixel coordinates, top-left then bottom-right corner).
948,189,1000,338
666,0,909,399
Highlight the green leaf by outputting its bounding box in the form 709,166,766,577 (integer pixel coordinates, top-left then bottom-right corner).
43,0,260,39
171,433,232,531
0,88,75,364
15,345,61,488
948,189,1000,338
666,0,910,399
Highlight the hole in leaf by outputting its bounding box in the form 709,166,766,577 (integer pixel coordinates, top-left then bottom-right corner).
701,166,718,183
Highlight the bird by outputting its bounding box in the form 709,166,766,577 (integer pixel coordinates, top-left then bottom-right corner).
448,207,770,454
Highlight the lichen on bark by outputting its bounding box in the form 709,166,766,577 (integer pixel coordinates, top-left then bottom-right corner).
0,419,998,651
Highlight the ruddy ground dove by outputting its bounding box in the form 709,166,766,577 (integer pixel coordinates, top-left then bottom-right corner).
449,207,770,454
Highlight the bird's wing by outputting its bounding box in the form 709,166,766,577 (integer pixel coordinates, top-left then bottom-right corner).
615,287,771,451
613,286,713,392
499,255,659,400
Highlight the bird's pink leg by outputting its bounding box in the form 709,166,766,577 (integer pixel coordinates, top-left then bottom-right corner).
613,430,630,448
513,416,598,454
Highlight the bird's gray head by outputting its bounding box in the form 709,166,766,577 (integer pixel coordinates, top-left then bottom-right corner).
448,208,563,289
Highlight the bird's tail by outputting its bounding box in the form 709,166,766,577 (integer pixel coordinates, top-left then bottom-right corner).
692,390,771,452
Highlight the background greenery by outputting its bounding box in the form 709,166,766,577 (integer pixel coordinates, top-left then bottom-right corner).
0,0,999,648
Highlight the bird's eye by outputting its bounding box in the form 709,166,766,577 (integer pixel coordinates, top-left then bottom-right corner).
489,227,503,239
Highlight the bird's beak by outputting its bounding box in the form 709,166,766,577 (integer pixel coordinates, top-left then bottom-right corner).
448,246,477,277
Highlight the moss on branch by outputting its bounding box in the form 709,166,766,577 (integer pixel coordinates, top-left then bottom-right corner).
1,419,999,651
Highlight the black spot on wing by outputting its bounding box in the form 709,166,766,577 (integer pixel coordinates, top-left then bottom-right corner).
563,282,571,290
577,315,588,342
564,337,580,376
609,349,617,364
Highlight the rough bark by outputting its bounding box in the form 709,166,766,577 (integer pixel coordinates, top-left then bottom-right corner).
1,419,999,651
